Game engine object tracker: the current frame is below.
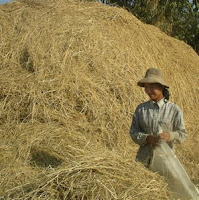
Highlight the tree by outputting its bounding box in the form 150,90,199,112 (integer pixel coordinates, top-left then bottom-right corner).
108,0,199,54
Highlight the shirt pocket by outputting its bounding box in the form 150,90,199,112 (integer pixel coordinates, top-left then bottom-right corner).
158,119,172,132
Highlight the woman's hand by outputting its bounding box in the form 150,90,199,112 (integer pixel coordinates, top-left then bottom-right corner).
159,132,170,142
146,135,161,149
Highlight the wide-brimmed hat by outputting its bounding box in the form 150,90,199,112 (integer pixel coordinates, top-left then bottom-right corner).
137,68,169,88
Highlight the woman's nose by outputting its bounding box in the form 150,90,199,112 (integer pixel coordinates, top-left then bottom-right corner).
145,87,151,94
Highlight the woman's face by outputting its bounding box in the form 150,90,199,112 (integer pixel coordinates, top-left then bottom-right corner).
144,83,164,102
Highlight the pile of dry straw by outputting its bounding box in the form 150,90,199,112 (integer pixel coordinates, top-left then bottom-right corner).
0,0,199,199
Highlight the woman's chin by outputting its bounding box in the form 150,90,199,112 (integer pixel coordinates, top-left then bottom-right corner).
150,97,158,102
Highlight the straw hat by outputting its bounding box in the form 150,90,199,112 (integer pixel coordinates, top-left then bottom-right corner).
137,68,169,88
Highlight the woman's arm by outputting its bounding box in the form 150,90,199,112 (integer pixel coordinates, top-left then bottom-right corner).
130,107,149,145
169,108,187,143
159,106,187,143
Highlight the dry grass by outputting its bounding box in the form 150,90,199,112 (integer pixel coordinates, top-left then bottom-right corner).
0,0,199,199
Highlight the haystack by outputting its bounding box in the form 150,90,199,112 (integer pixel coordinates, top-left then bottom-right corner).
0,0,199,199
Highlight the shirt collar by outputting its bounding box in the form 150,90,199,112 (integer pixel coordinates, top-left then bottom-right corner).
150,97,166,108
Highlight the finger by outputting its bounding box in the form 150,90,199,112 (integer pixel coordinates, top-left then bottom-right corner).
159,134,164,139
155,143,160,147
150,143,155,149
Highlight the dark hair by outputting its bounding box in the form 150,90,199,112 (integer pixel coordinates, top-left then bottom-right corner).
163,88,170,100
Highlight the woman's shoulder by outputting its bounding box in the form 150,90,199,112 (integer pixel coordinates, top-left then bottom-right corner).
166,100,182,112
136,100,151,110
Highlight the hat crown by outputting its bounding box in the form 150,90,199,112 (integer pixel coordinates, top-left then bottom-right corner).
137,67,169,88
145,68,163,78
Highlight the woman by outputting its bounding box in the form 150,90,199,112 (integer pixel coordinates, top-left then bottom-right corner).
130,68,187,167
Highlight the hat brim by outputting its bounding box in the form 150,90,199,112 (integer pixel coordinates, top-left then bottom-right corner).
137,77,169,88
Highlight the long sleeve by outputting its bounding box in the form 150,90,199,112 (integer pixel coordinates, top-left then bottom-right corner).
169,107,187,143
130,106,149,145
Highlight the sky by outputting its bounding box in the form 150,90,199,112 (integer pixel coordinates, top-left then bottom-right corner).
0,0,13,4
